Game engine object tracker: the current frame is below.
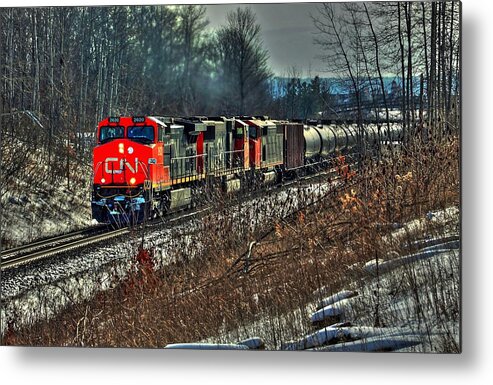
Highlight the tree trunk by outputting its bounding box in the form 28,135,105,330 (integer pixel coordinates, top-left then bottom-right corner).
364,3,390,136
405,2,415,132
429,2,437,131
397,3,407,142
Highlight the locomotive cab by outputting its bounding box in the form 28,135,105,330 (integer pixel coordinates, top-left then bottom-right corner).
92,116,171,225
92,116,207,225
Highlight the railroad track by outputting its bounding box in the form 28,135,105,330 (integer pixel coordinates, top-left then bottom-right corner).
0,160,355,271
2,226,107,256
0,226,128,270
0,204,216,270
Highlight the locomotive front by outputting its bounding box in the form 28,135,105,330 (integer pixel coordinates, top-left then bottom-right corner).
91,116,164,225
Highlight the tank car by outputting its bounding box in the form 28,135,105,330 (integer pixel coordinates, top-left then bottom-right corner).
302,122,402,161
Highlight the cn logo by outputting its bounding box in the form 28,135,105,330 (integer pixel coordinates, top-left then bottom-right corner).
104,157,139,174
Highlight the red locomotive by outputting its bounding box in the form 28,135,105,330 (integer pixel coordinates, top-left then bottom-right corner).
92,115,402,225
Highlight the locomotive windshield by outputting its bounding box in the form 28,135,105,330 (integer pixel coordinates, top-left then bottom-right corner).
99,126,124,143
128,125,155,144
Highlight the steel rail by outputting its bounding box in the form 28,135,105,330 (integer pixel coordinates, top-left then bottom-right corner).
0,158,359,271
1,226,108,258
1,228,127,270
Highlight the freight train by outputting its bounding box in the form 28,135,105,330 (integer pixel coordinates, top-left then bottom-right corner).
91,116,402,225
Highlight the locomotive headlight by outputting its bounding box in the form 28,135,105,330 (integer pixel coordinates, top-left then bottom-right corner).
128,147,134,154
119,143,124,154
129,177,136,185
101,178,106,184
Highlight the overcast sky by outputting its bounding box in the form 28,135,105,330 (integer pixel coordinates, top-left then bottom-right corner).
205,3,327,77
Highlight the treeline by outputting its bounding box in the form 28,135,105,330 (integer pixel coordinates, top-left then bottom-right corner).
269,75,331,121
0,2,461,163
0,5,272,159
311,1,461,139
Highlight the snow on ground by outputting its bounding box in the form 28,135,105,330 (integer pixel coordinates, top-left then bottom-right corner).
1,181,92,248
195,206,460,352
2,171,460,352
305,246,459,352
0,144,93,248
0,238,137,335
165,343,250,350
0,179,334,336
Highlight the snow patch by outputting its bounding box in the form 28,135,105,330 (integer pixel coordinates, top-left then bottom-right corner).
310,298,353,323
164,343,250,350
316,290,358,310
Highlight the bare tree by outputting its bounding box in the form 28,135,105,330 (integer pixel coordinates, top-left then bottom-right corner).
176,5,210,114
216,7,272,115
363,3,390,134
312,2,364,159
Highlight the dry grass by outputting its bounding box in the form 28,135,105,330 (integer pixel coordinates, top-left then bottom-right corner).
2,135,460,350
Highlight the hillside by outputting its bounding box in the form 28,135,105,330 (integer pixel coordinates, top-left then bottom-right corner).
0,125,93,249
2,136,460,352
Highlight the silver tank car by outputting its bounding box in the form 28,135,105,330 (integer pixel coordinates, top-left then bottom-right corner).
315,125,336,156
303,123,403,159
303,125,322,159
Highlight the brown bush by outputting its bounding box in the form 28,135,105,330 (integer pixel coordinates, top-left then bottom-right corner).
7,135,459,350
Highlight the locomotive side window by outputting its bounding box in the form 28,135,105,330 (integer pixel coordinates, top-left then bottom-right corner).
128,125,155,144
234,127,243,138
99,126,124,143
164,143,172,167
204,125,216,141
249,126,258,139
158,126,165,142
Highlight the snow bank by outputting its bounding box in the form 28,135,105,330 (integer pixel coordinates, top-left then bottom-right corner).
388,207,459,242
419,239,460,253
310,298,353,323
405,235,460,251
364,244,459,275
206,206,458,352
239,337,264,349
313,335,422,352
164,343,249,350
283,325,419,351
316,290,358,310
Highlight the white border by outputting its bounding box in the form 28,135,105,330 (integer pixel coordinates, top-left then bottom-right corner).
2,1,492,384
